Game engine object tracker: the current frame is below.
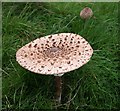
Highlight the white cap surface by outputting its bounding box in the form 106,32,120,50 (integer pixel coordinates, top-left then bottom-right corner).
16,33,93,75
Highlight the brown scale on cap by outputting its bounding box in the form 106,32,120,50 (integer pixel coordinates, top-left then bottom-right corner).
24,54,27,57
16,33,93,75
28,44,32,48
34,44,37,48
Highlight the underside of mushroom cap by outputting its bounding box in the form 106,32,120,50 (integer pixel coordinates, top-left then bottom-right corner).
16,33,93,75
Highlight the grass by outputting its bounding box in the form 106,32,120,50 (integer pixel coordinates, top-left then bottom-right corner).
2,2,119,110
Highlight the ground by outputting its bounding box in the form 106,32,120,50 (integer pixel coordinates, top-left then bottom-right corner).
2,2,119,110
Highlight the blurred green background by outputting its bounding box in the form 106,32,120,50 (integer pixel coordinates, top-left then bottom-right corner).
2,2,119,110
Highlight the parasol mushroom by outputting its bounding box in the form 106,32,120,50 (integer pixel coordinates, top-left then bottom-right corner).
80,7,93,19
16,33,93,104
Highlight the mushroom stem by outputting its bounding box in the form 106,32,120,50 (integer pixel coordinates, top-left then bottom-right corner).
54,73,64,104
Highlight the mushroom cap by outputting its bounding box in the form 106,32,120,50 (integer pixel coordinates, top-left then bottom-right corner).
80,7,93,19
16,33,93,75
